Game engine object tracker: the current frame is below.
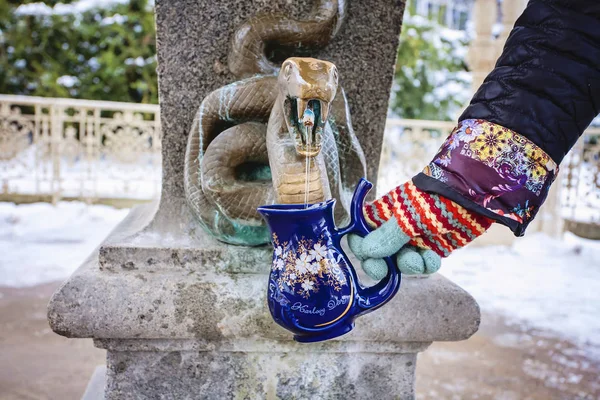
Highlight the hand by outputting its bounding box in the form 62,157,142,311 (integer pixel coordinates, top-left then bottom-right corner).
349,222,441,278
349,181,493,279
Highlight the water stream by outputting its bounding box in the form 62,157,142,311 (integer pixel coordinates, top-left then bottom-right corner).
302,103,315,208
304,143,311,208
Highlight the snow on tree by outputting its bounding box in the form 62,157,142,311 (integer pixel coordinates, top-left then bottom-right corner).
391,13,471,121
0,0,157,104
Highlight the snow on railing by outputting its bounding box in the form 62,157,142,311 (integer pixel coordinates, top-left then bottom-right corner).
0,94,161,203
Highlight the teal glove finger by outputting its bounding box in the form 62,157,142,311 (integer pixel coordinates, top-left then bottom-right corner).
348,234,390,280
396,246,425,275
356,240,442,279
418,247,441,274
361,258,389,281
347,234,366,260
360,219,410,259
396,246,442,275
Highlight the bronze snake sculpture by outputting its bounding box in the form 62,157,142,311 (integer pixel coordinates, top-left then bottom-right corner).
184,0,366,245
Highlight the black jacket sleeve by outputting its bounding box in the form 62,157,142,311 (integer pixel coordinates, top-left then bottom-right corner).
461,0,600,163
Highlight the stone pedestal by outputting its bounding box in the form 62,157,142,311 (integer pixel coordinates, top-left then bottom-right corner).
48,0,481,398
100,340,424,399
49,203,480,399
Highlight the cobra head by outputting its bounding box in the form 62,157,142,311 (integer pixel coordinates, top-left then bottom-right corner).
278,57,338,157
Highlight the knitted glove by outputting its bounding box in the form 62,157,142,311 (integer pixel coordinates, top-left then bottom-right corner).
349,181,494,279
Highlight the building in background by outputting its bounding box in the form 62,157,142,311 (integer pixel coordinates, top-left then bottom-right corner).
410,0,475,30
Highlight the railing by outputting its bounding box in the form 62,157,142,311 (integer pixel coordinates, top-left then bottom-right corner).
378,118,455,195
0,95,161,205
560,127,600,225
0,94,598,232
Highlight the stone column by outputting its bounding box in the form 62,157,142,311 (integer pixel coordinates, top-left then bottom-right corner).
48,1,481,398
466,0,498,94
496,0,527,58
445,0,455,28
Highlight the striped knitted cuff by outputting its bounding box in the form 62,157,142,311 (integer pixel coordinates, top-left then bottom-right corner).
364,182,494,256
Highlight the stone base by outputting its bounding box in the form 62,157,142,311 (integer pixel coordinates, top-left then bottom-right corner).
94,340,428,400
564,219,600,240
82,366,106,400
49,203,480,399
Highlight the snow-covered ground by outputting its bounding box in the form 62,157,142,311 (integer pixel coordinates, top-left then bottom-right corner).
442,233,600,357
0,201,599,358
0,202,129,287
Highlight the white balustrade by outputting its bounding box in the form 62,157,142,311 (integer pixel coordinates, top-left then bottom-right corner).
559,127,600,225
0,94,161,204
379,118,454,195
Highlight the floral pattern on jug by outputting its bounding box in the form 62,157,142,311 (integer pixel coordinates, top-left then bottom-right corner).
272,233,348,299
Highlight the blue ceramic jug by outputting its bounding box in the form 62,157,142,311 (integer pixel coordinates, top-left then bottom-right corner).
257,178,401,342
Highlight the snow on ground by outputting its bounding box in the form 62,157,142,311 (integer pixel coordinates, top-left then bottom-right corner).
0,202,128,287
1,201,599,359
442,232,600,357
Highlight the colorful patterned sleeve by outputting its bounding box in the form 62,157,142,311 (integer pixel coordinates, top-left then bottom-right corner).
412,119,559,236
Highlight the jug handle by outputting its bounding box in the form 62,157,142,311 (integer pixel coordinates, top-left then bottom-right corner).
334,178,401,314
